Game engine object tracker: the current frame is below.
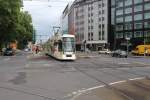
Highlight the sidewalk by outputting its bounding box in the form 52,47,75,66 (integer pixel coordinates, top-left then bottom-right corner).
76,51,99,58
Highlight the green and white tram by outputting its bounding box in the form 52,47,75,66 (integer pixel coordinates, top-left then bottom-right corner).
44,34,76,60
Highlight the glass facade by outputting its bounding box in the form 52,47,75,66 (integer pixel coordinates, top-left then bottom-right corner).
134,14,143,21
125,0,132,6
111,0,150,47
134,5,142,12
144,3,150,10
125,7,132,14
144,12,150,19
134,0,142,4
125,15,132,22
144,22,150,28
116,9,123,15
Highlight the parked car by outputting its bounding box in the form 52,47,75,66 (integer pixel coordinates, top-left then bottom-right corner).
3,48,15,56
98,49,111,54
111,49,127,58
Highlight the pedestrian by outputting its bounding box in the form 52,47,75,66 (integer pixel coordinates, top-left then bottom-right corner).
35,46,39,54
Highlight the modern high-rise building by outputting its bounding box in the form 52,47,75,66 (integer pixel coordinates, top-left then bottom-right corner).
111,0,150,49
65,0,111,51
61,2,73,34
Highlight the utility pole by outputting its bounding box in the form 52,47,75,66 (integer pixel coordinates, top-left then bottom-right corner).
126,37,130,56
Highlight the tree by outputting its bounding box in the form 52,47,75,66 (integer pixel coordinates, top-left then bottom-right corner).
0,0,35,49
0,0,21,48
17,11,35,49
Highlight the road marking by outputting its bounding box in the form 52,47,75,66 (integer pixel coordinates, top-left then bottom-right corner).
70,85,106,100
109,80,127,85
3,58,10,61
43,64,50,67
129,77,145,81
132,61,150,66
68,77,146,100
118,62,130,65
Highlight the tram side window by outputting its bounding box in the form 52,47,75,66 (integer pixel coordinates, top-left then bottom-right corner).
58,40,62,51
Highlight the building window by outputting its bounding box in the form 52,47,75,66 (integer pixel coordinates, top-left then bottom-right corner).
125,15,132,22
102,32,105,40
116,25,123,31
99,4,101,8
134,31,143,37
125,32,132,38
102,10,105,14
91,6,93,10
144,3,150,10
134,14,143,21
99,31,101,40
124,23,132,30
116,32,123,38
102,24,104,29
125,7,132,14
99,24,101,29
116,9,123,16
99,11,101,15
102,3,105,7
91,19,93,23
134,0,143,4
134,5,142,12
91,32,93,36
144,12,150,19
99,18,101,21
145,31,150,37
88,33,90,40
144,22,150,28
134,22,143,29
102,17,104,21
116,1,123,8
125,0,132,6
116,17,123,23
91,32,93,40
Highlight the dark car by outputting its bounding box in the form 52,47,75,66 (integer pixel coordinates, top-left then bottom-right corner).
3,48,15,56
111,49,127,58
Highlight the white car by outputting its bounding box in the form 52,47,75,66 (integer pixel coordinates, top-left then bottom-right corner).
98,49,111,54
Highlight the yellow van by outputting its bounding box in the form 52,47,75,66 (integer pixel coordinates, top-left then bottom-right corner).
132,45,150,56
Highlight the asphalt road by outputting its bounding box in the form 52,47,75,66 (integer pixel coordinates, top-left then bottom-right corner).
0,52,150,100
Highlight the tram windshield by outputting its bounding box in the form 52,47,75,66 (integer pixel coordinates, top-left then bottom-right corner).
63,37,75,52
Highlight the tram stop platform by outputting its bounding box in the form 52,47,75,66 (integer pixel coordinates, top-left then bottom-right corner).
73,78,150,100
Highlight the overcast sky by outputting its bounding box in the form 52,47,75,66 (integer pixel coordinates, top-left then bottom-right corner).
23,0,74,43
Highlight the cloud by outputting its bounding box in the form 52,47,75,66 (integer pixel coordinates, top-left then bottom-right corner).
23,0,74,42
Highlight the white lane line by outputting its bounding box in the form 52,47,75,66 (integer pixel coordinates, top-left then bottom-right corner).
69,77,146,100
129,77,145,81
70,85,105,100
3,58,10,61
109,80,127,85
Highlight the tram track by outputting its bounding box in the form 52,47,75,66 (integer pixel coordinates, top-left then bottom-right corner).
0,83,57,100
64,58,150,100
